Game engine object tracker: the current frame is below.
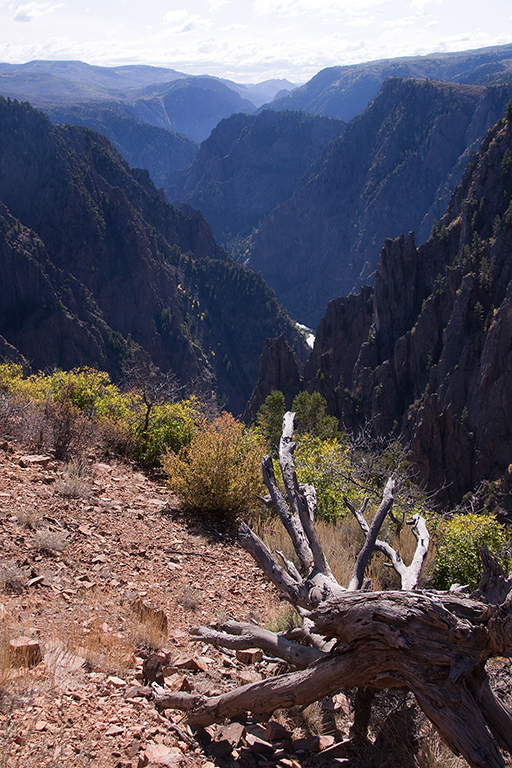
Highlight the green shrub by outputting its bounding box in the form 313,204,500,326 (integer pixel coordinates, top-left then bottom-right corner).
292,391,340,441
294,436,353,522
432,513,509,590
256,389,285,454
256,390,340,455
163,412,265,524
0,363,200,466
131,398,200,466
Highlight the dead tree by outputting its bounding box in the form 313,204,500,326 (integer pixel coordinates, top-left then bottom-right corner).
157,412,512,768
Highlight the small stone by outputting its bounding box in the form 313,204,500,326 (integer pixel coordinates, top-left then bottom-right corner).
143,654,164,685
144,743,183,765
236,648,263,664
127,740,141,757
332,692,350,713
107,675,126,688
215,722,245,748
19,455,51,468
34,720,47,731
208,722,246,758
238,670,262,685
264,721,292,742
105,725,124,736
292,734,333,753
172,655,203,672
125,685,146,699
9,637,42,668
245,733,275,754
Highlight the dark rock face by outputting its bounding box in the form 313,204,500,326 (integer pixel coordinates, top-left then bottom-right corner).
0,97,306,414
248,78,512,327
243,335,303,424
168,110,346,245
124,77,257,143
248,103,512,503
306,105,512,502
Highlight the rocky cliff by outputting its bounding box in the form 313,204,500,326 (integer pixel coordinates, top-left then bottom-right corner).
46,104,198,190
249,102,512,504
0,97,306,414
167,109,346,245
248,78,512,327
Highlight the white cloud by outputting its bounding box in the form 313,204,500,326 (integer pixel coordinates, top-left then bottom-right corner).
382,14,417,27
162,8,211,33
162,9,189,24
13,1,63,22
408,0,440,10
208,0,228,12
254,0,391,15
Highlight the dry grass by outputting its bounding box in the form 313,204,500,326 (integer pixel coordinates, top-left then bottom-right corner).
0,562,27,595
254,512,430,590
54,459,91,500
34,528,70,556
177,585,203,611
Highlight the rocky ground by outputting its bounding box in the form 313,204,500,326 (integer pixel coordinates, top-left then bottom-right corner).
0,439,507,768
0,440,298,768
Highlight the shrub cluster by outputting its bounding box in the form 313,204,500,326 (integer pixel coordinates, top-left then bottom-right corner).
0,363,200,464
162,412,265,525
432,513,509,590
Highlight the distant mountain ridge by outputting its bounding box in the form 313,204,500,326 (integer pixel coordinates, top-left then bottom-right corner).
0,97,306,414
46,104,198,190
267,43,512,121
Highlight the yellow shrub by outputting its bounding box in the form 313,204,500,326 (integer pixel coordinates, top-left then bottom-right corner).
163,412,265,523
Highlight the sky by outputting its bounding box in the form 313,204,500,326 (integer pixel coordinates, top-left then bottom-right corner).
0,0,511,85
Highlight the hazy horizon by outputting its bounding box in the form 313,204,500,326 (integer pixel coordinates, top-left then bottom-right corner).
0,0,511,84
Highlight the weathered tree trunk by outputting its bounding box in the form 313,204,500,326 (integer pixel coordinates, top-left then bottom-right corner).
159,412,512,768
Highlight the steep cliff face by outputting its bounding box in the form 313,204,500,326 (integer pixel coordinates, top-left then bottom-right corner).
0,98,306,414
123,78,257,143
167,109,346,245
299,103,512,503
248,78,512,327
243,335,304,423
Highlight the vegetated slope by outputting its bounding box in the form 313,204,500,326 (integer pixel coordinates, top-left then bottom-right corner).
248,78,512,327
46,104,198,190
0,60,187,104
268,42,512,121
167,109,346,245
0,64,259,146
0,60,292,111
122,77,257,143
0,97,306,414
297,103,512,504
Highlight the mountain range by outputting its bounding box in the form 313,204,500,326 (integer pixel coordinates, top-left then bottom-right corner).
247,78,512,326
268,43,512,121
167,109,346,245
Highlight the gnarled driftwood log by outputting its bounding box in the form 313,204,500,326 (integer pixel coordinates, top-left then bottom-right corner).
158,412,512,768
